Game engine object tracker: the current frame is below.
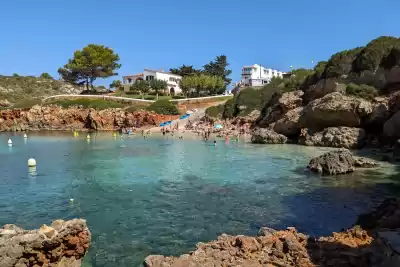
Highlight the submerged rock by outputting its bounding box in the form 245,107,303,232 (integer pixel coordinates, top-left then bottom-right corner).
0,219,90,267
251,128,288,144
354,156,379,168
307,149,355,175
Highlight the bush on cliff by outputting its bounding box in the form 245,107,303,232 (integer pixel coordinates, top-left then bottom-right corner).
354,36,400,72
206,104,224,118
146,100,179,115
45,99,126,109
222,98,236,118
346,83,378,100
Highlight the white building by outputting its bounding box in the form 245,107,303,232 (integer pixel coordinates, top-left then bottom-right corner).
122,69,182,94
240,64,285,87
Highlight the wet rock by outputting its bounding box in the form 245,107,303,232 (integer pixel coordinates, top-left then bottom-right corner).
353,156,379,168
251,128,287,144
0,219,90,267
307,149,355,175
393,139,400,160
299,127,366,149
299,92,373,130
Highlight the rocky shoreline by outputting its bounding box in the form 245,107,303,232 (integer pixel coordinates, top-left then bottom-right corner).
0,105,178,132
0,219,90,267
144,198,400,267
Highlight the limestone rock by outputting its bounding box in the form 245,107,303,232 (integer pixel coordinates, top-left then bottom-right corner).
307,149,355,175
299,127,366,149
273,107,303,136
354,157,379,168
257,90,303,127
365,97,390,127
383,110,400,139
299,92,373,129
303,78,347,103
251,128,287,144
0,219,90,267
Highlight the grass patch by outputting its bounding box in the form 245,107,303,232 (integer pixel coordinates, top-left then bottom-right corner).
10,99,42,109
44,99,126,109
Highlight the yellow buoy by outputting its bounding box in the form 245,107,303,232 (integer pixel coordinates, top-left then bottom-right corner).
28,158,36,167
113,132,117,137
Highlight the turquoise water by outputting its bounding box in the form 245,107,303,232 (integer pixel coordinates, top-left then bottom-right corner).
0,132,399,267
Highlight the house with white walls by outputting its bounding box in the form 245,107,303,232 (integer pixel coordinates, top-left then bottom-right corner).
122,69,182,94
240,64,285,87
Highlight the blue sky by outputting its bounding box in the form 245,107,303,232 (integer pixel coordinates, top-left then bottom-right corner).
0,0,399,86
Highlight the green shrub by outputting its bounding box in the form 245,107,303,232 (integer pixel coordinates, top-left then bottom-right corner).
222,98,236,119
346,83,378,100
354,36,400,72
323,47,364,78
206,104,224,118
234,88,263,116
146,99,179,115
45,99,126,109
172,95,186,99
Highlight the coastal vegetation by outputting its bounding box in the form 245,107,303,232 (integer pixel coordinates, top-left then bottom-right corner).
146,99,179,115
43,99,127,110
58,44,121,91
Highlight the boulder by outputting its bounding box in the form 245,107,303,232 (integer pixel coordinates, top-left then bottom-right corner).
0,219,90,267
365,97,390,127
273,107,303,136
299,92,373,130
0,99,11,107
303,78,347,103
307,149,355,175
257,90,303,127
393,139,400,161
299,127,366,149
251,128,287,144
383,110,400,139
354,157,379,168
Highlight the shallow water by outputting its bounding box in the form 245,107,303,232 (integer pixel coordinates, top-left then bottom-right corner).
0,132,399,267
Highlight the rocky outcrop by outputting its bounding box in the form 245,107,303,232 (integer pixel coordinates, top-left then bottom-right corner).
307,149,356,175
354,156,379,168
144,198,400,267
299,127,366,149
0,105,178,131
299,92,373,130
383,110,400,139
0,219,90,267
273,107,303,136
303,78,346,103
365,97,390,127
257,90,303,127
251,128,288,144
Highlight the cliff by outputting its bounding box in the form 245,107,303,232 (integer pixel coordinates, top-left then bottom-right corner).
144,198,400,267
0,219,90,267
0,105,178,131
0,75,82,107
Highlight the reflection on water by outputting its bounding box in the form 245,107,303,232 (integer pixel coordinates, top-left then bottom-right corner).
0,133,399,267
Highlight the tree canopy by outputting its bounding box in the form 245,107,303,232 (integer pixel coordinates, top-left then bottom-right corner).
58,44,121,90
149,79,168,94
203,55,232,88
169,65,201,77
180,74,224,97
40,73,53,80
130,80,150,95
110,80,121,89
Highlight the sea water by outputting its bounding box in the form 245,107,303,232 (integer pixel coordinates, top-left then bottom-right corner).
0,132,399,267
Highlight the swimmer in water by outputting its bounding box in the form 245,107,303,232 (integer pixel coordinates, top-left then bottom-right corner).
213,140,217,146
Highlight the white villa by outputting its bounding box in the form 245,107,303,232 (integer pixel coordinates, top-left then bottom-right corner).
240,64,285,87
122,69,182,94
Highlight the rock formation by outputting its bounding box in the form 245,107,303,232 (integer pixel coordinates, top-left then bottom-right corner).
306,149,378,175
299,127,366,149
299,92,373,130
144,198,400,267
0,219,90,267
307,149,356,175
251,128,288,144
0,105,178,131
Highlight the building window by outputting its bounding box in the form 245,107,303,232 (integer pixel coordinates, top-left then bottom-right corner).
127,78,132,83
145,75,154,81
